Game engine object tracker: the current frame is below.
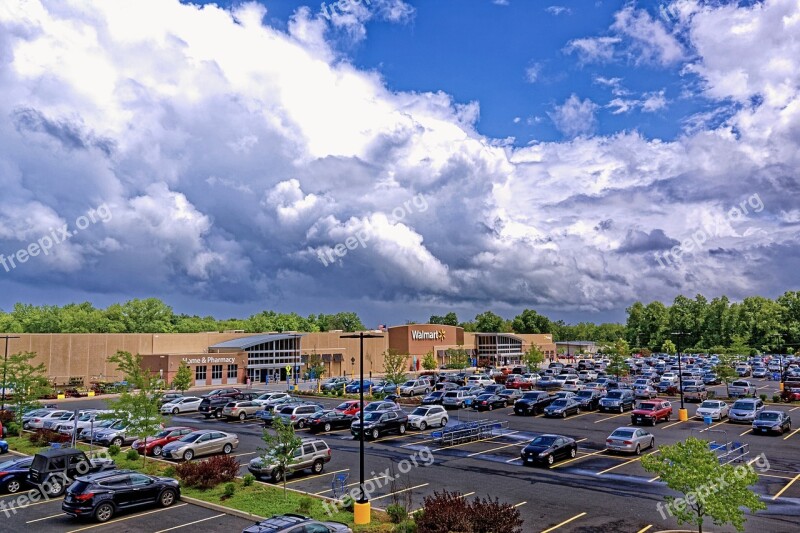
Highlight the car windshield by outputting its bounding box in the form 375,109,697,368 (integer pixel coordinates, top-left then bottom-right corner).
606,392,623,399
732,401,754,410
110,421,125,429
77,413,94,421
427,391,444,398
0,459,24,469
700,401,719,408
611,429,635,438
477,395,493,400
551,400,568,407
402,381,415,387
757,412,780,421
530,436,557,446
411,408,429,416
444,392,458,398
180,433,203,443
637,403,656,411
336,402,355,410
576,391,593,398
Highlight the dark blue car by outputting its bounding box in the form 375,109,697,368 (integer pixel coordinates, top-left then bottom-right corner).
345,380,374,393
0,456,33,494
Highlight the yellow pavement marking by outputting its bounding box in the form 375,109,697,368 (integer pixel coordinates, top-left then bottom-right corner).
772,474,800,500
660,420,686,429
314,474,389,495
231,451,258,458
594,412,629,423
783,427,800,440
400,436,440,447
153,513,227,533
648,475,660,482
739,428,752,436
27,513,63,523
575,438,588,443
540,512,588,533
66,503,188,533
596,451,657,476
550,448,607,468
466,441,525,457
431,431,519,452
284,468,350,485
636,526,653,533
370,483,429,501
513,501,527,507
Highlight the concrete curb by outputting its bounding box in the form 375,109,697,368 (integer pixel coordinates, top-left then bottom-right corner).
180,494,266,523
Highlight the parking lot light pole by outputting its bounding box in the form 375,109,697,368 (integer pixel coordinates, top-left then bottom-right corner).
341,331,383,526
1,335,20,412
670,332,687,421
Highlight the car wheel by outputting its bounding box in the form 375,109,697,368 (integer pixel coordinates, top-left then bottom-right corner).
152,445,163,457
324,423,332,432
215,410,222,419
460,402,465,409
159,489,177,507
547,455,554,465
111,437,123,447
576,407,581,414
562,411,567,418
419,421,427,431
651,418,657,426
399,424,406,435
172,407,179,414
183,449,194,461
619,406,624,413
271,468,284,483
569,447,577,458
94,502,114,523
239,412,246,421
666,414,671,422
488,404,493,411
44,475,66,497
312,459,324,474
635,444,641,455
223,443,233,454
5,479,21,494
203,414,211,419
650,439,655,450
297,419,306,429
371,429,380,440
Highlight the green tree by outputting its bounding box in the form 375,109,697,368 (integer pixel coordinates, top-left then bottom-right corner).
382,349,409,386
522,344,545,372
606,338,631,380
117,298,175,332
661,340,677,356
714,352,739,397
105,351,163,465
306,351,326,380
429,312,458,326
511,309,551,334
474,311,504,332
1,351,53,415
641,437,765,533
421,350,437,371
444,346,470,369
259,417,303,498
171,361,192,393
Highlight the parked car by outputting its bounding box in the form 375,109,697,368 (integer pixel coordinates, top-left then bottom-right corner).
466,374,494,387
752,410,791,435
599,390,635,413
321,377,349,392
702,373,720,385
161,430,239,461
728,380,757,398
514,391,555,416
752,366,768,378
26,410,71,430
202,388,241,398
308,411,354,434
222,401,263,421
633,385,658,399
62,470,179,523
333,400,362,417
92,420,138,447
43,411,82,431
276,404,326,429
574,389,603,411
351,410,408,440
345,380,374,394
728,398,766,423
695,400,730,421
242,513,351,533
371,381,399,394
363,401,402,414
58,411,112,436
504,375,533,390
561,379,584,392
441,390,476,409
161,396,203,415
520,434,577,466
735,365,752,377
497,388,523,403
0,456,33,493
630,400,673,426
421,391,446,405
472,394,508,411
159,392,184,406
398,379,431,397
132,427,195,457
79,419,118,441
252,392,290,406
606,427,655,455
544,398,582,418
407,405,448,430
28,448,116,497
248,438,332,482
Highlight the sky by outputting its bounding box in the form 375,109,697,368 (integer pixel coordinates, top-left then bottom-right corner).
0,0,798,327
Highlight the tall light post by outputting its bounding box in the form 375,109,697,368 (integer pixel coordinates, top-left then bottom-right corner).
340,331,383,526
283,334,303,391
1,335,20,412
670,332,687,421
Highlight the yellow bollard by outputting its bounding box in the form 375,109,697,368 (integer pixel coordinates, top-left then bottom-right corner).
57,393,65,400
779,382,784,392
354,501,371,525
88,391,95,397
678,408,688,421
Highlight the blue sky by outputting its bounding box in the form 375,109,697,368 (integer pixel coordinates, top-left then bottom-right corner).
0,0,798,326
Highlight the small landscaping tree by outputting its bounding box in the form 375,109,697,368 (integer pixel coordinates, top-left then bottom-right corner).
382,349,409,386
171,360,192,393
715,352,739,397
522,344,545,372
1,351,53,416
606,338,631,381
444,346,469,369
422,350,437,372
259,417,303,498
641,437,765,533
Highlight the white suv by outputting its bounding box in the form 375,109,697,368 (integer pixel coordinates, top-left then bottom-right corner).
466,374,494,387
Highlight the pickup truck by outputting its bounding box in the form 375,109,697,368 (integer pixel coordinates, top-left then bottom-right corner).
727,380,757,398
630,400,673,426
683,385,708,402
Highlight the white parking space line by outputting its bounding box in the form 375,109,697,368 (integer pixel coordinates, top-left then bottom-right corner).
26,512,64,523
596,451,657,476
505,457,521,464
282,468,349,485
231,452,258,458
314,474,389,496
66,503,188,533
739,428,751,436
513,501,527,507
540,512,587,533
370,483,429,501
153,513,227,532
549,448,607,469
466,441,525,457
6,496,64,511
593,412,629,423
789,406,800,412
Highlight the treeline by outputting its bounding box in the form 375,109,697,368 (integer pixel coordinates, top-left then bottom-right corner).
0,299,365,334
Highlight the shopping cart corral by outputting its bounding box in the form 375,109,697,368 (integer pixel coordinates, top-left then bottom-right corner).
431,420,509,446
691,428,750,464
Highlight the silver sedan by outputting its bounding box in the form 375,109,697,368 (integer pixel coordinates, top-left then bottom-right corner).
695,400,730,420
161,430,239,461
606,426,655,455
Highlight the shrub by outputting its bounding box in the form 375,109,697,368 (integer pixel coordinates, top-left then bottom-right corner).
414,490,471,533
28,429,70,447
773,394,782,403
126,448,140,461
243,473,255,487
336,389,344,397
0,410,15,423
5,421,21,437
297,496,313,515
175,455,240,489
468,496,523,533
394,520,417,533
223,482,236,498
163,466,177,478
386,503,408,524
108,444,121,457
759,394,768,402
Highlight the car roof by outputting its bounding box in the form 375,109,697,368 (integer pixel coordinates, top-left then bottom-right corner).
34,448,86,458
78,468,139,482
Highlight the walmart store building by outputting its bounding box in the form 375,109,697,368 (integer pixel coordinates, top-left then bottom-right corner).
1,325,555,388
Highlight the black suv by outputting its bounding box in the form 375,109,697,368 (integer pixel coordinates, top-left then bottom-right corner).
513,391,555,416
199,392,257,418
28,448,116,497
351,410,409,440
62,470,180,523
574,389,604,411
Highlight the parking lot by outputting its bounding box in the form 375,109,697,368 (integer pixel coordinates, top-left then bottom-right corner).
14,375,800,533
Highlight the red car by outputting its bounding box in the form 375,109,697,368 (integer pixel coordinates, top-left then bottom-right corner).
504,375,533,390
334,400,362,417
630,400,673,426
132,426,195,456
